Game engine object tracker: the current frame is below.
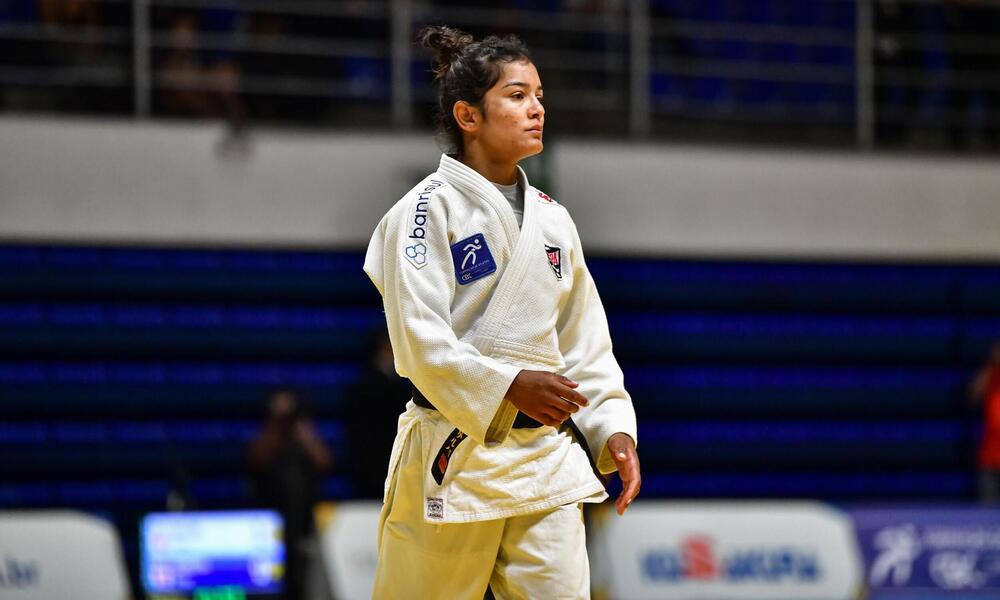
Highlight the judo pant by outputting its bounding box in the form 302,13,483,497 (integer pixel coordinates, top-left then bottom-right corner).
371,421,591,600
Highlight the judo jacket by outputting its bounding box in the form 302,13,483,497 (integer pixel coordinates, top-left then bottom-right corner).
363,154,637,522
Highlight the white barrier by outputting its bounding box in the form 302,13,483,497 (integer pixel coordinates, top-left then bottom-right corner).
0,511,130,600
588,501,864,600
315,502,381,600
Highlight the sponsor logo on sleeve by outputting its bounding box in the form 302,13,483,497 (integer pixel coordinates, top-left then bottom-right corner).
545,244,562,280
402,179,443,270
538,191,555,203
451,233,497,285
404,242,427,269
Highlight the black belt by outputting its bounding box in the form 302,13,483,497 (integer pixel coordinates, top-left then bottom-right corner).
412,386,544,429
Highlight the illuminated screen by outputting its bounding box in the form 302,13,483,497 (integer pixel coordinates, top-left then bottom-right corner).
141,510,284,600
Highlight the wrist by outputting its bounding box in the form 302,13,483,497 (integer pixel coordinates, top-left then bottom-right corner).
607,432,635,451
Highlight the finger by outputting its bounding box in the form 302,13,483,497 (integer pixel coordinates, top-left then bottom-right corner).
616,483,630,515
622,474,641,505
617,476,641,515
553,395,581,414
550,406,573,423
555,374,579,388
539,409,565,428
557,386,590,408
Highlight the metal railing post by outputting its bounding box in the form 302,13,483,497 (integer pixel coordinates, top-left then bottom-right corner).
391,0,413,129
132,0,150,118
855,0,875,148
629,0,651,138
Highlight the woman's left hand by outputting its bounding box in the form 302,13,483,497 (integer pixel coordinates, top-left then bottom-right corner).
607,432,641,515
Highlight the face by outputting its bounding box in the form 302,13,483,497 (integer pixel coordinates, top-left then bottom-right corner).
269,392,297,419
463,60,545,163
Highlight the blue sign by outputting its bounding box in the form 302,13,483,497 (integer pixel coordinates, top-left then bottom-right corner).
850,506,1000,598
450,233,496,285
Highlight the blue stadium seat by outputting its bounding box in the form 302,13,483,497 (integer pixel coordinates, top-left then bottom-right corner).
1,242,997,515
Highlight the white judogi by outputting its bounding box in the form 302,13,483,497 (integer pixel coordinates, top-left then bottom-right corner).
364,154,637,598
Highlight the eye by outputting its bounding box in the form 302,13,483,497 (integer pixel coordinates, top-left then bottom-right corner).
512,91,524,100
536,95,544,104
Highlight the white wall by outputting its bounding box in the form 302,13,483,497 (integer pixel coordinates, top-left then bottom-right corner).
554,142,1000,260
2,117,999,259
0,117,439,248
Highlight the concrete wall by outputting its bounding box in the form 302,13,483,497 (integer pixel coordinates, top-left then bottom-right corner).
2,117,999,259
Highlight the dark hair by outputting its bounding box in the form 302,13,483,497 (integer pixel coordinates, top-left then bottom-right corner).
418,25,533,155
263,386,311,419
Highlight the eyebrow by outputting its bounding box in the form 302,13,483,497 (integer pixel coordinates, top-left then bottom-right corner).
502,81,543,92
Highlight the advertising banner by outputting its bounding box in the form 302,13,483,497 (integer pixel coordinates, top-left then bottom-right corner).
588,501,863,600
315,501,380,600
850,506,1000,598
0,511,130,600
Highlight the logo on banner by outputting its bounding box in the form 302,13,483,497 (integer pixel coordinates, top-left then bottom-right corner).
852,507,1000,594
544,244,562,280
641,534,821,583
0,557,39,588
870,524,921,586
451,234,496,285
929,551,985,589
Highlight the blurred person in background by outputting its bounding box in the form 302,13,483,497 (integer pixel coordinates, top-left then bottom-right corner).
944,0,1000,150
344,327,410,499
248,387,332,600
38,0,129,113
874,0,921,146
157,7,246,126
970,341,1000,503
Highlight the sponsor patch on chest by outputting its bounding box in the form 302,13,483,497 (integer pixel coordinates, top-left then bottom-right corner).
545,244,563,280
451,233,497,285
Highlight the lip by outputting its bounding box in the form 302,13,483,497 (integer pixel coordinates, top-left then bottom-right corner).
526,126,543,133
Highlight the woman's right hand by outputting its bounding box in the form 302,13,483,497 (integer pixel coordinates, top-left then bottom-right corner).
504,370,589,427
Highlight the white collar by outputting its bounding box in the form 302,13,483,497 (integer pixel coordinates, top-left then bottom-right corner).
437,154,529,246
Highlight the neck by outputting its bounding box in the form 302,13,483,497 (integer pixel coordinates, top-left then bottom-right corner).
459,144,518,185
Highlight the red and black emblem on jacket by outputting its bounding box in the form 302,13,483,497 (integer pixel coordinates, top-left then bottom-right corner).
545,244,562,280
431,428,467,485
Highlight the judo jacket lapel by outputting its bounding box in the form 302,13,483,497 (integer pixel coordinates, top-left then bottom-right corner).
437,155,545,439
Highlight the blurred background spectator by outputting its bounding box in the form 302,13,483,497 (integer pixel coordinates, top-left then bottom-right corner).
970,342,1000,504
944,0,1000,150
248,388,332,600
344,328,410,500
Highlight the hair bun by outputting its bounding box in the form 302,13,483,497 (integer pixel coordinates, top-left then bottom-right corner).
418,25,474,79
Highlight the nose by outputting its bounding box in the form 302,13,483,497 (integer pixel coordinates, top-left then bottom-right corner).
529,96,544,120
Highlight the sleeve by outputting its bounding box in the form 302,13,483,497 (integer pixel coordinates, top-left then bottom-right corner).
362,196,522,447
557,219,638,474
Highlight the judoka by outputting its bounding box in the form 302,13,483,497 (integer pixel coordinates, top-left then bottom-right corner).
363,25,641,600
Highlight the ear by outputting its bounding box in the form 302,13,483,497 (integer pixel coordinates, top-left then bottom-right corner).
452,100,480,133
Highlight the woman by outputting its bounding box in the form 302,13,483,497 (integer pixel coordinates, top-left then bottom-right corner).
363,26,640,599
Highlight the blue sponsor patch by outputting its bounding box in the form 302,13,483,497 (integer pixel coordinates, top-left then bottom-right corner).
451,233,496,285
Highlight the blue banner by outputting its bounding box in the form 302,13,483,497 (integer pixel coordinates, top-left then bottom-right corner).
850,506,1000,598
